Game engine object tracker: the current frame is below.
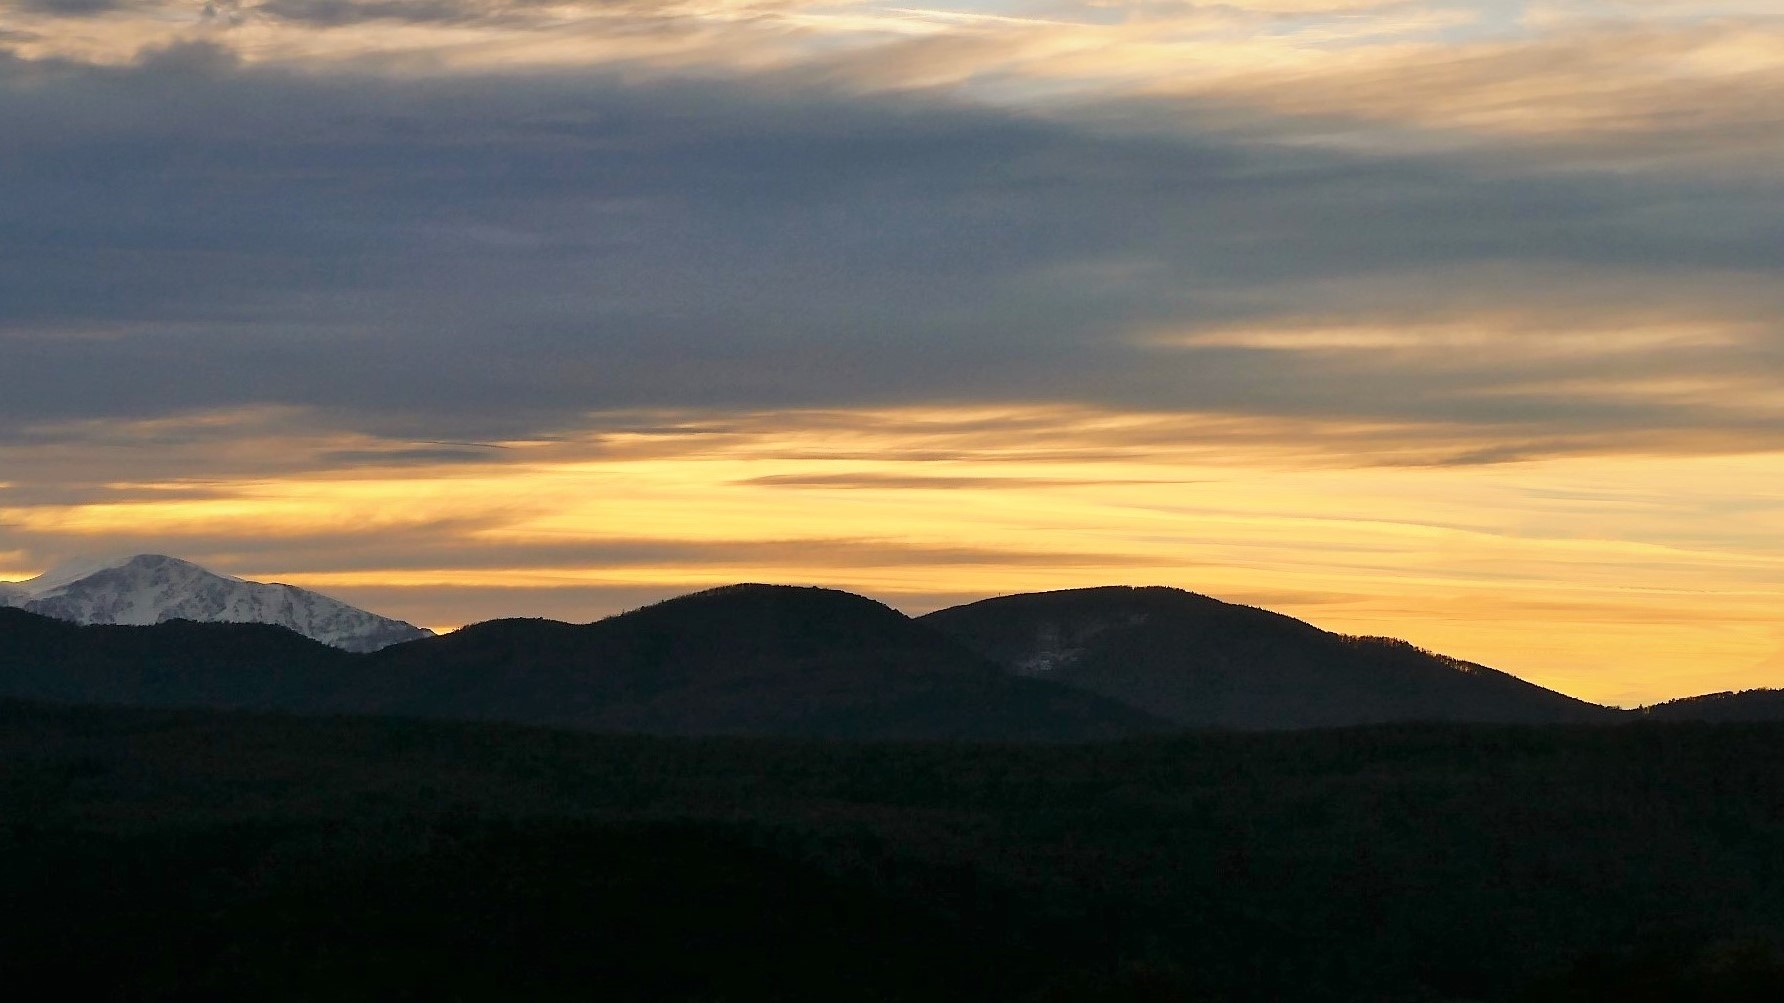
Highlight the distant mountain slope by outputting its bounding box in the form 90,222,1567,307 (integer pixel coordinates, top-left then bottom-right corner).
0,606,352,710
1,554,431,652
350,584,1170,740
0,588,1169,741
1644,689,1784,722
920,586,1617,729
0,579,1632,735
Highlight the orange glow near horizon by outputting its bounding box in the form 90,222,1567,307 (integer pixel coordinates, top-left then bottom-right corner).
4,405,1782,708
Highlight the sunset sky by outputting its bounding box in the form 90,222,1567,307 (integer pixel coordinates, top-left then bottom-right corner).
3,0,1781,706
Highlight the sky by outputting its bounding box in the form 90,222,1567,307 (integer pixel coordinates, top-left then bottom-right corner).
1,0,1781,705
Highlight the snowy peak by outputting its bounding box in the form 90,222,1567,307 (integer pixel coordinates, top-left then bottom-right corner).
15,553,199,597
0,554,431,653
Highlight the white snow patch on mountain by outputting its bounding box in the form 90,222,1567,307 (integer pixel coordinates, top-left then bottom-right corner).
0,554,432,652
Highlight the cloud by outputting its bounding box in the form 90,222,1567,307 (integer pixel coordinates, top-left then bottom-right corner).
736,472,1198,489
0,522,1165,578
12,0,124,14
1,0,1779,707
1147,18,1784,169
316,445,512,466
245,0,801,26
2,43,1779,463
254,0,485,25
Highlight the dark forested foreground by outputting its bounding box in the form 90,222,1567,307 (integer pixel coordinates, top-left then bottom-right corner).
6,701,1784,1002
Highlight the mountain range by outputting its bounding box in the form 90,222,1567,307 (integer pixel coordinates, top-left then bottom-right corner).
918,586,1614,728
0,586,1158,741
0,554,430,652
3,555,1778,736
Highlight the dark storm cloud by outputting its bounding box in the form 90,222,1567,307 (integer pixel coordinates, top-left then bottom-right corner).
1,40,1780,454
256,0,478,25
11,0,125,14
316,446,509,466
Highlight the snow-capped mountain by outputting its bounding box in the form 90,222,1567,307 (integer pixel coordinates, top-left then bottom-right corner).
0,554,432,652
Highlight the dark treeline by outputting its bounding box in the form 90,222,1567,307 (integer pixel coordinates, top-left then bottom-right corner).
5,700,1784,1001
1644,689,1784,722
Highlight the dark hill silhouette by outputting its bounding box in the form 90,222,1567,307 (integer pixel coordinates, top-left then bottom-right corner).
1,583,1636,735
0,606,351,710
0,591,1166,741
919,586,1617,729
348,585,1168,740
1644,688,1784,722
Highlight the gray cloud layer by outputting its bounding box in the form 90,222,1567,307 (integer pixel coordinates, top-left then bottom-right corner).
12,0,123,14
1,37,1781,457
